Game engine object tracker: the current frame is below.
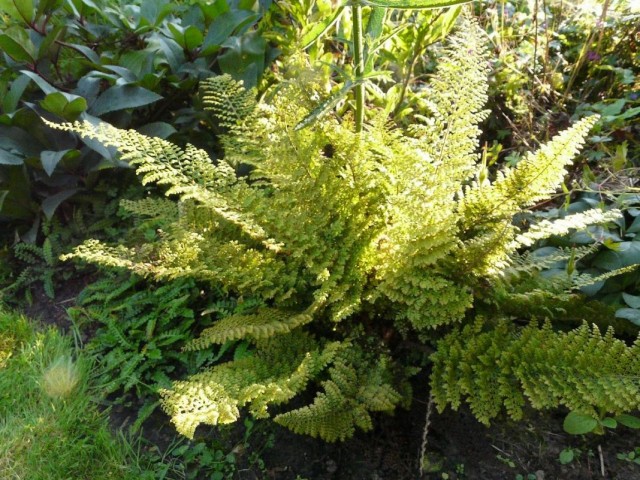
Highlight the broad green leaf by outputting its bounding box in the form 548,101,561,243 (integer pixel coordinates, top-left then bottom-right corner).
2,73,31,113
615,308,640,326
622,293,640,309
299,6,345,50
615,414,640,429
63,97,87,120
36,0,64,19
89,85,162,116
20,70,57,94
0,150,24,165
200,0,229,23
41,150,72,176
365,7,385,40
627,216,640,234
0,34,34,64
14,0,35,23
137,122,176,139
0,0,22,21
563,411,598,435
184,25,204,51
218,32,266,88
601,417,617,429
593,241,640,270
42,189,79,220
359,0,473,9
167,23,186,48
203,10,257,49
40,92,69,116
65,43,100,64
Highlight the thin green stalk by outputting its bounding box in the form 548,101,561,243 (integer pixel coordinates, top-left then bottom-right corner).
352,4,365,133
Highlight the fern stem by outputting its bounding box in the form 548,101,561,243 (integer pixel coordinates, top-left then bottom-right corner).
352,4,365,133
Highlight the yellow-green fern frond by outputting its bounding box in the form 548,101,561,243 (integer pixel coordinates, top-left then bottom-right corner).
184,303,320,350
516,209,622,247
201,74,257,129
161,333,341,438
275,350,403,442
457,115,599,275
431,319,640,425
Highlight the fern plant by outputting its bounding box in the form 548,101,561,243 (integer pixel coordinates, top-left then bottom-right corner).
49,18,640,441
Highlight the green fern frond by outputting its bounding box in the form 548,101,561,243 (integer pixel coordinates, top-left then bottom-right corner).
516,209,622,247
185,304,319,350
201,74,257,129
431,319,640,424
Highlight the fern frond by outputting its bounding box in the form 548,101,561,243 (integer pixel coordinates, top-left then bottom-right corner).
201,74,257,129
516,209,622,247
431,319,640,424
185,304,319,350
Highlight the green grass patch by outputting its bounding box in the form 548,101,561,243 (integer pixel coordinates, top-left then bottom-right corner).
0,306,151,480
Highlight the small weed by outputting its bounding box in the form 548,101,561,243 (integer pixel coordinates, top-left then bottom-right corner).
617,447,640,465
559,447,581,465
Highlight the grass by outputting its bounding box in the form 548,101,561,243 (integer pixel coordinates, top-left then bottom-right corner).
0,306,154,480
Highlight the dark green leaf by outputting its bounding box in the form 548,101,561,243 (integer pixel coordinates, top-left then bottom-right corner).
40,149,75,176
65,43,100,64
593,242,640,270
19,70,57,94
218,32,266,88
615,308,640,326
41,189,79,219
0,34,34,63
203,10,257,49
2,73,31,113
0,190,8,211
0,150,24,165
137,122,176,139
622,293,640,309
89,85,162,116
563,411,598,435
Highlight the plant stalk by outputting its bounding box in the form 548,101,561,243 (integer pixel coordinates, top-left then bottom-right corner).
352,3,365,133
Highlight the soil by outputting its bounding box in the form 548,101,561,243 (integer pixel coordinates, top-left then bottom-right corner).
19,281,640,480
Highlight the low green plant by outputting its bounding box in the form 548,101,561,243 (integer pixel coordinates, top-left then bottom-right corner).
617,447,640,465
49,8,640,444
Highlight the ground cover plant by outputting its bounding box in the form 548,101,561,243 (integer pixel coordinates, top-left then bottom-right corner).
1,0,639,478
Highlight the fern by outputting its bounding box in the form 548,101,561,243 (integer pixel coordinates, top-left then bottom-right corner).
49,19,625,441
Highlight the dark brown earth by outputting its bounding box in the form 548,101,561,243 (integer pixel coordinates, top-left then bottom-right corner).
20,281,640,480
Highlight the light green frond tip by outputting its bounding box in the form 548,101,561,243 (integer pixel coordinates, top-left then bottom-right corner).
516,209,622,247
